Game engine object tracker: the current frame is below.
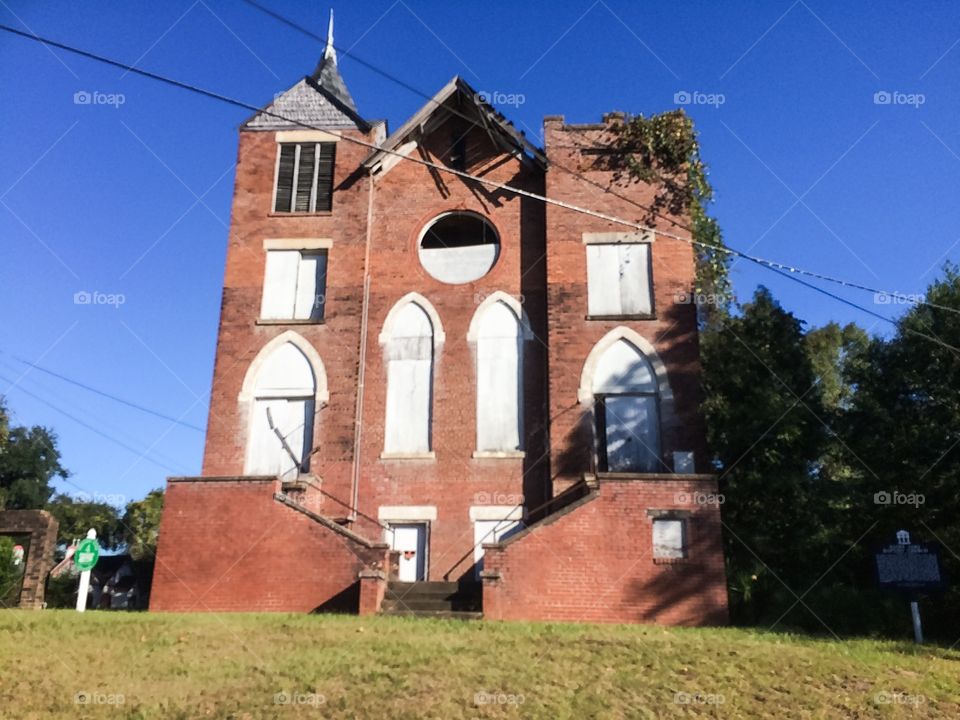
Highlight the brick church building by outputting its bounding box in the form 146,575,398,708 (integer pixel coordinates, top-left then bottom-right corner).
150,25,728,625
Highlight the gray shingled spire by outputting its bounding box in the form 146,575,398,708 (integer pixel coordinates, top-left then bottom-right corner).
310,9,358,114
244,9,366,131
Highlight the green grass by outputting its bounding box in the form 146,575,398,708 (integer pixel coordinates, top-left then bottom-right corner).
1,611,958,719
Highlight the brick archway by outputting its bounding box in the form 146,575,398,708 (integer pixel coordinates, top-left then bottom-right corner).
0,510,58,609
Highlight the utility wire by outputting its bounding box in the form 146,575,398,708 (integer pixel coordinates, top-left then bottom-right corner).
239,1,960,319
0,371,189,474
2,22,957,322
5,354,204,431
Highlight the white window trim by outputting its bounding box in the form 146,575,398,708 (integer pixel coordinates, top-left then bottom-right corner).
263,238,333,251
378,506,438,522
582,230,655,245
379,451,436,461
578,327,674,406
378,292,445,346
276,130,340,144
472,450,526,459
466,291,533,342
469,505,524,522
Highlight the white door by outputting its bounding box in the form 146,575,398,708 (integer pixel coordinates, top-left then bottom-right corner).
390,524,426,582
473,519,520,579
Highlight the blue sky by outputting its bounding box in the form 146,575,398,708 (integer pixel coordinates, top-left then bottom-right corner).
1,0,958,506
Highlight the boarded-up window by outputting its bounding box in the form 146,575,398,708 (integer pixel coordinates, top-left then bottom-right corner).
592,338,661,472
245,342,316,478
586,243,653,317
652,518,686,559
384,303,434,454
260,250,327,321
475,301,522,452
273,143,336,213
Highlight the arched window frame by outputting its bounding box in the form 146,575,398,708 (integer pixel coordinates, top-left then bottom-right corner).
239,331,329,477
379,293,443,459
578,327,675,474
467,292,532,457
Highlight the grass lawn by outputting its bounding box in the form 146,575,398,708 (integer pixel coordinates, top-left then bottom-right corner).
1,611,958,719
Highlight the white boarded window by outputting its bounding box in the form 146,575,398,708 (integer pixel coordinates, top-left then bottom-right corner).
592,338,661,472
476,301,523,452
245,342,316,478
653,518,686,559
384,303,434,454
586,243,653,317
260,250,327,321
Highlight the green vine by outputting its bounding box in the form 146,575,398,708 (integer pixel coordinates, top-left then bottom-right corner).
611,110,730,311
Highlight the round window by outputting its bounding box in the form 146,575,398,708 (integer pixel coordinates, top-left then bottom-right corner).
418,212,500,284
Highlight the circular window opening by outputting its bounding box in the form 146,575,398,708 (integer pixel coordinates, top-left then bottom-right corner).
418,212,500,284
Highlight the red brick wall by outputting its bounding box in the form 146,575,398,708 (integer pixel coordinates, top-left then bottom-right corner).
150,478,386,612
543,115,708,493
349,119,550,580
482,477,729,625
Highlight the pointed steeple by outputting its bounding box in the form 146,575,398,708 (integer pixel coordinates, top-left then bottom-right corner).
245,8,368,131
310,8,358,113
323,9,336,64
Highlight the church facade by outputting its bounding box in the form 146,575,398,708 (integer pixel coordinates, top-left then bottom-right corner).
150,30,728,625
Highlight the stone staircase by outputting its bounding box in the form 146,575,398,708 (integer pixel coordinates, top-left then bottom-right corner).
380,581,482,620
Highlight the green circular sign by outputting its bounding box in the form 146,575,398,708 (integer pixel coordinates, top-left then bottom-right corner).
73,538,100,571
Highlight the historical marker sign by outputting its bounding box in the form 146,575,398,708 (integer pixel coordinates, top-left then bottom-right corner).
875,534,944,592
73,538,100,572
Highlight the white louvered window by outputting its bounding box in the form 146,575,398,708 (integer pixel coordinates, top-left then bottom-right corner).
260,250,327,321
274,142,336,213
586,243,653,317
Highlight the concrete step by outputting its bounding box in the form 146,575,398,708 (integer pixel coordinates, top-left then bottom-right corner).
381,598,456,612
379,609,483,621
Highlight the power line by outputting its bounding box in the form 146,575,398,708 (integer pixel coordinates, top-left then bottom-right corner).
0,371,190,474
2,22,956,323
238,2,960,319
4,354,204,431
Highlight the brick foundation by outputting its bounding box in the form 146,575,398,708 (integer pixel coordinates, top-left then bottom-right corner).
482,476,729,625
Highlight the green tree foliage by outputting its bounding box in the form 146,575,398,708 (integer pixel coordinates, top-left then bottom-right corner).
0,536,25,607
121,489,164,560
0,399,68,510
702,288,831,623
45,493,122,549
611,110,730,309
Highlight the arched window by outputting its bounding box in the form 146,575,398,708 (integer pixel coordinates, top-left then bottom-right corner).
382,299,437,455
592,338,661,472
244,340,317,478
473,299,524,453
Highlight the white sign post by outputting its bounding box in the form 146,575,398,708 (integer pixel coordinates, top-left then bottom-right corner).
74,529,99,613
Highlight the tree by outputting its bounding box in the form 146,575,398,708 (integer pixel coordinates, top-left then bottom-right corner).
702,288,830,624
45,493,122,549
121,490,164,560
0,399,68,510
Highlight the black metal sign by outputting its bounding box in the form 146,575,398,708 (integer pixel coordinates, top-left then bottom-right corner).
875,534,945,592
